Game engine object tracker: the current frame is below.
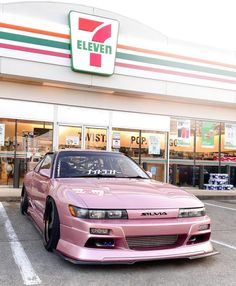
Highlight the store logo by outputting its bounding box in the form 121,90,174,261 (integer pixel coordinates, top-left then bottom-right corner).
69,11,119,75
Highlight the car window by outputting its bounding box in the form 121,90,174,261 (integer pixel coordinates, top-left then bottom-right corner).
34,158,44,172
55,151,149,179
39,154,53,171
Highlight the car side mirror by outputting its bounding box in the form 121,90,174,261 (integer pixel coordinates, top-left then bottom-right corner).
146,171,153,178
39,169,51,178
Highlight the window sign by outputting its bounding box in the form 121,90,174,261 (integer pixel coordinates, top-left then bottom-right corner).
112,132,120,148
66,136,79,145
225,123,236,149
148,136,160,155
201,122,215,148
0,124,5,146
177,120,190,147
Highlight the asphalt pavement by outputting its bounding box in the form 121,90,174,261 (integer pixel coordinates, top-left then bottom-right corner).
1,200,236,286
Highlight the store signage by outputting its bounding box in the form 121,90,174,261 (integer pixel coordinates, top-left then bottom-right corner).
224,123,236,149
112,132,120,148
66,136,79,145
69,11,119,75
0,124,5,146
201,122,215,148
177,120,190,147
148,136,160,155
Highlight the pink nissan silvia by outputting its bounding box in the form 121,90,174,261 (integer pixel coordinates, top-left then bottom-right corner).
21,150,218,264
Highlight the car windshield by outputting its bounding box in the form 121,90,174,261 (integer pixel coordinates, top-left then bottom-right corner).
55,151,149,179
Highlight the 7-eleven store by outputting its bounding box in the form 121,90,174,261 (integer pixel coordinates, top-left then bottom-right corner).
1,1,236,188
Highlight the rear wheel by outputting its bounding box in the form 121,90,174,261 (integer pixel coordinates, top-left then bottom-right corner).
43,198,60,251
20,188,28,215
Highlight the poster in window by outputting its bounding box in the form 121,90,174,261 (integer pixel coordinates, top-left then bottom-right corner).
112,132,120,148
0,124,5,146
201,122,215,148
177,120,190,146
225,123,236,149
148,136,160,155
66,136,79,145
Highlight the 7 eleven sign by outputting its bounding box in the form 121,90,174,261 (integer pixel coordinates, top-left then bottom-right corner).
69,11,119,76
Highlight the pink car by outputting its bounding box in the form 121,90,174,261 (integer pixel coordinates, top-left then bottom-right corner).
21,150,218,264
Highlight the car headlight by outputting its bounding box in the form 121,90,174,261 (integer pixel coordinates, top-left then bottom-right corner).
68,205,128,219
178,207,206,218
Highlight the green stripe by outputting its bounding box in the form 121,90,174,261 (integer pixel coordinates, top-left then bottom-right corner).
116,52,236,78
0,32,70,50
2,31,236,78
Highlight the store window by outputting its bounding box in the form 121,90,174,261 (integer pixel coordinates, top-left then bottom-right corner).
0,119,16,186
112,128,167,182
169,118,195,186
85,127,107,150
194,120,220,185
0,119,53,186
16,120,53,185
59,126,82,149
220,122,236,186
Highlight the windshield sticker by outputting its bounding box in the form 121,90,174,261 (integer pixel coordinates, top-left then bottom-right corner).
88,169,117,175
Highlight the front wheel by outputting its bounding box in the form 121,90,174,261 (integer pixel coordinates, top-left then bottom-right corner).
20,188,28,215
43,198,60,252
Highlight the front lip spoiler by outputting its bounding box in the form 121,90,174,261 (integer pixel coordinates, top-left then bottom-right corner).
54,248,220,265
188,248,219,260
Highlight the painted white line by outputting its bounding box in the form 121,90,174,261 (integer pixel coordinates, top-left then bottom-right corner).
211,239,236,251
205,202,236,211
0,202,41,285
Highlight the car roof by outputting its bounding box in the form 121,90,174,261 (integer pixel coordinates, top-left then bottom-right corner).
56,149,122,155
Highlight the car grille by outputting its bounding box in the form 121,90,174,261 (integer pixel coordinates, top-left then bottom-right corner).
126,235,179,250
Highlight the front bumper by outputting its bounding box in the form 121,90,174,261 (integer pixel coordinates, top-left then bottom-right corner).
56,216,217,263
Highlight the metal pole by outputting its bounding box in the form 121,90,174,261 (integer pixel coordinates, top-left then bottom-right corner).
218,122,222,173
138,130,142,165
193,120,197,186
13,120,20,188
166,132,170,183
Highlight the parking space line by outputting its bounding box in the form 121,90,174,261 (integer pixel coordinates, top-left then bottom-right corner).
211,239,236,251
205,202,236,211
0,202,41,285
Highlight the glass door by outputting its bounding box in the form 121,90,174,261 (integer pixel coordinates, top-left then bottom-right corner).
58,125,82,149
84,127,108,150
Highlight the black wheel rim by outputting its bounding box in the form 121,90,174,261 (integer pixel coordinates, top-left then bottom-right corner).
45,205,54,243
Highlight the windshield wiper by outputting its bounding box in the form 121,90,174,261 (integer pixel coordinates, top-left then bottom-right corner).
124,175,148,179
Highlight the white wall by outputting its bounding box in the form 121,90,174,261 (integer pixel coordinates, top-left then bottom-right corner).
0,81,236,122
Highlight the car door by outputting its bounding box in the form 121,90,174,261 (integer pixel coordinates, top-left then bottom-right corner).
31,153,53,222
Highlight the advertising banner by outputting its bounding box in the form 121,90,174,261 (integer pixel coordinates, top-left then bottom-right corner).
0,124,5,146
177,120,190,147
148,136,160,155
225,123,236,149
201,122,215,148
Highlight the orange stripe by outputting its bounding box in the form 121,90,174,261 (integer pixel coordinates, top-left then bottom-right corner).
117,44,236,70
0,22,70,39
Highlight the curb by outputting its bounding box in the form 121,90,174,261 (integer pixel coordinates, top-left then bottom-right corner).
0,197,20,202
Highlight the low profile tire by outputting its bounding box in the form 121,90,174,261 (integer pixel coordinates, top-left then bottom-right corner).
20,188,29,215
43,198,60,252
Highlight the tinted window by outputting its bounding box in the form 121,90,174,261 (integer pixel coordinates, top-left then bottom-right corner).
39,154,53,171
55,151,149,179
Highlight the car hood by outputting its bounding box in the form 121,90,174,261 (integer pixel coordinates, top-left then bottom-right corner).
54,178,203,209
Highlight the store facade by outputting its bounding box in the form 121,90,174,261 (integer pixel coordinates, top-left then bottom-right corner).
1,1,236,188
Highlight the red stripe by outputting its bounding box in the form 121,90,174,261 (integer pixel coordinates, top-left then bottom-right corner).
79,18,103,32
116,62,236,85
0,43,71,58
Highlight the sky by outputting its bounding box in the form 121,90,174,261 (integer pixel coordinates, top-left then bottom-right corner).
2,0,236,51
